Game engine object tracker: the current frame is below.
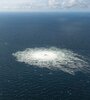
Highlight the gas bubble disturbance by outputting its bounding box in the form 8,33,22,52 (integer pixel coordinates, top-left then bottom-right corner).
12,47,89,75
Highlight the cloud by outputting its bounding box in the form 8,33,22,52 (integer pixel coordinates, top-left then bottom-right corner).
48,0,90,9
0,0,89,11
0,0,48,11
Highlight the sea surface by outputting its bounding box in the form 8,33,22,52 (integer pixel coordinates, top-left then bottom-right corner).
0,12,90,100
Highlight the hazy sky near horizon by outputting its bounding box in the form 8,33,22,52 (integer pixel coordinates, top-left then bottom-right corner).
0,0,90,11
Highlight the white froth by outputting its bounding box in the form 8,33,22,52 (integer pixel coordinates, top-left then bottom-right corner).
32,51,57,61
12,47,89,75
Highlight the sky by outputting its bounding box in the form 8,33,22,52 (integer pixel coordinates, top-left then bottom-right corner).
0,0,90,11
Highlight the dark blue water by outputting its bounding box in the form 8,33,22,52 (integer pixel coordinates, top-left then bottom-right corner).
0,12,90,100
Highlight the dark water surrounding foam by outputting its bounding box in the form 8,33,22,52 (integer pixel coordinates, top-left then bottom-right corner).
0,12,90,100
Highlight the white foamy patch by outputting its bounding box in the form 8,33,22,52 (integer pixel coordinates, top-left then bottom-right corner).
12,47,89,75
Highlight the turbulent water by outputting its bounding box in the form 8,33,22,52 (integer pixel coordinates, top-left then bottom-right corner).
13,47,89,75
0,12,90,100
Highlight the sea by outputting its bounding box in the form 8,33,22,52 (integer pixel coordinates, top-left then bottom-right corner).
0,12,90,100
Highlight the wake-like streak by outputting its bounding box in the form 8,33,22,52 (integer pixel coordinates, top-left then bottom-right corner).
12,47,89,75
